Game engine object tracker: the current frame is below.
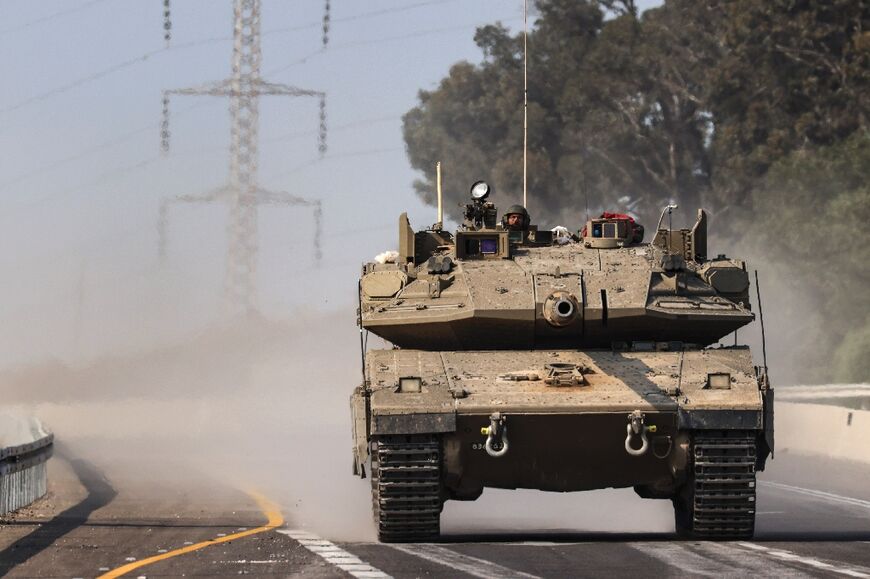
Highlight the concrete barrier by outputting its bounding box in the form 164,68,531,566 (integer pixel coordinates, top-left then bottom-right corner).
0,413,53,515
776,399,870,464
777,384,870,411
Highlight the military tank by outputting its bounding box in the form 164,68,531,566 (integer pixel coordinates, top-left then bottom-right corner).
350,181,773,542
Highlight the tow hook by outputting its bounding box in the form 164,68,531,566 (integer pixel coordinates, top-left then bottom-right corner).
481,412,509,458
625,410,656,457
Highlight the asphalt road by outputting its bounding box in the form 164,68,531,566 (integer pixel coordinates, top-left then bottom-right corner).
2,449,870,578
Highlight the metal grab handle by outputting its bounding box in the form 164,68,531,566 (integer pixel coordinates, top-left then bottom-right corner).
485,425,509,458
624,422,649,457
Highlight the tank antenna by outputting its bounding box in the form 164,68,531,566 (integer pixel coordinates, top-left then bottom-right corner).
754,270,768,371
436,161,443,230
583,171,590,223
522,0,528,210
358,279,368,384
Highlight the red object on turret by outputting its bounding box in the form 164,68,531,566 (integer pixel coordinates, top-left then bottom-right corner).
581,212,645,243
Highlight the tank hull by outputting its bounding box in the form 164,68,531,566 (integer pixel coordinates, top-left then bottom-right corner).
352,346,771,490
352,346,772,541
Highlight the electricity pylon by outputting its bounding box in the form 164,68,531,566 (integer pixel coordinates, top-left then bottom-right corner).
159,0,329,315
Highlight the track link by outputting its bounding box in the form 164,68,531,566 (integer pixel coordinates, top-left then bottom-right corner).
371,435,442,542
675,431,757,540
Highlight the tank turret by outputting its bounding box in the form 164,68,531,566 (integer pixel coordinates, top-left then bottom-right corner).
359,184,754,350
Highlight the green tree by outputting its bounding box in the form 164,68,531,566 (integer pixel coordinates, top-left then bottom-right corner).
746,132,870,381
708,0,870,220
403,0,716,226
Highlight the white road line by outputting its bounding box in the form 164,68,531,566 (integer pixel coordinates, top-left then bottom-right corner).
693,542,815,578
629,542,734,577
389,544,541,579
517,541,577,547
737,542,870,578
222,560,289,564
761,481,870,510
278,529,392,579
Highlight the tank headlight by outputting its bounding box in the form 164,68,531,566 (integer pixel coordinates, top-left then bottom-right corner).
397,376,423,393
470,180,490,201
707,373,731,390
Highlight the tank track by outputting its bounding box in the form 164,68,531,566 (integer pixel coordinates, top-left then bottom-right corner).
371,435,443,542
675,431,757,540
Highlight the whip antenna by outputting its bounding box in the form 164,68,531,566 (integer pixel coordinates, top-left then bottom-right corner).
523,0,528,209
436,161,443,229
754,270,769,371
584,182,589,223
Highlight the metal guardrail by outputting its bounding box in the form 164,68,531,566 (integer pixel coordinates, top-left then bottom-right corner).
0,417,54,516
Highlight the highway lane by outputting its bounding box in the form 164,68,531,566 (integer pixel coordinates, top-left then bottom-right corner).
2,450,870,578
335,452,870,578
0,454,342,578
5,324,866,576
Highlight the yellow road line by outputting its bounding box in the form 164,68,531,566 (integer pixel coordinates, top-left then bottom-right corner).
98,491,283,579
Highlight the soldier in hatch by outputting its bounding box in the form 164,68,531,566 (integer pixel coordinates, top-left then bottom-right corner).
502,205,531,231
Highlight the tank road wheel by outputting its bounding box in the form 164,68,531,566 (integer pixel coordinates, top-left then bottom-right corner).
673,431,758,540
370,435,443,542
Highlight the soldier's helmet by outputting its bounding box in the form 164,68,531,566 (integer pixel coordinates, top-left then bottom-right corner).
502,204,531,231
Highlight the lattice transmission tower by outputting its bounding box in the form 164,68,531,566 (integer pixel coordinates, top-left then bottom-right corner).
158,0,330,315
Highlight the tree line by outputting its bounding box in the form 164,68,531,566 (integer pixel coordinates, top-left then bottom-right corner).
403,0,869,381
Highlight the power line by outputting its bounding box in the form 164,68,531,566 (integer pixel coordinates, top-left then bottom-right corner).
0,0,112,35
0,221,392,325
1,16,518,197
0,99,220,193
0,113,401,221
266,18,522,77
262,114,398,144
265,146,405,182
0,1,468,118
2,155,163,215
0,36,228,117
338,22,512,50
0,49,163,115
0,6,523,219
3,142,404,221
262,0,460,35
1,126,154,192
0,14,517,196
0,138,229,222
0,11,506,187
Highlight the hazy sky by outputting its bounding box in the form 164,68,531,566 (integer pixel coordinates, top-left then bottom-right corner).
0,1,660,365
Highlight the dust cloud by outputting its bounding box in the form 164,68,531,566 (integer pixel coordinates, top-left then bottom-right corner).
1,310,377,540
